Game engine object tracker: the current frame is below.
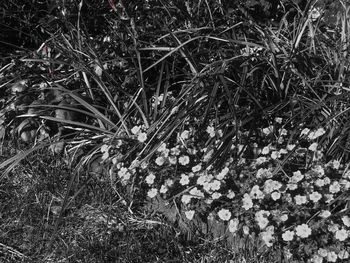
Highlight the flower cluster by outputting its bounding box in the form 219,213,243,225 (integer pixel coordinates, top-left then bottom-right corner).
131,125,148,143
106,115,350,262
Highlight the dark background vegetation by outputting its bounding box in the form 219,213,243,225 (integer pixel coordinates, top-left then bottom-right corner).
0,0,320,53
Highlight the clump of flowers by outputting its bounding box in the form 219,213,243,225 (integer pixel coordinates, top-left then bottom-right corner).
131,125,148,143
109,112,350,262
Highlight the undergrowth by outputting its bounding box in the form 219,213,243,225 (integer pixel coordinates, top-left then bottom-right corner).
1,0,350,262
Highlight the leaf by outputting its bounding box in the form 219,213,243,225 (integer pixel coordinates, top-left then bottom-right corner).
144,196,178,223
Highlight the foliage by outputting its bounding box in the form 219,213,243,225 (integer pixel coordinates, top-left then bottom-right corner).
1,0,350,262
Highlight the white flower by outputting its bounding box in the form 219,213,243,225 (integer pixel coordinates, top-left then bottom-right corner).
275,117,282,123
157,142,167,152
228,218,239,233
256,157,267,165
131,126,141,135
335,229,348,241
255,210,270,229
130,159,140,169
279,148,288,155
147,188,158,198
179,174,190,185
94,64,103,76
242,193,253,210
137,132,147,142
203,149,213,162
310,7,321,21
160,146,170,157
323,177,331,185
295,223,312,238
185,210,195,220
284,249,293,260
319,210,331,218
243,225,249,235
328,224,339,233
313,165,325,176
344,170,350,179
330,160,340,169
310,254,323,263
338,250,349,260
271,191,281,201
180,130,190,140
211,192,222,199
309,191,322,203
264,179,281,194
103,35,111,42
216,167,229,180
250,185,264,199
179,155,190,165
191,164,202,172
287,183,298,191
181,194,192,204
340,179,350,190
118,167,131,181
329,181,341,193
170,147,180,156
262,126,274,136
168,156,177,164
260,226,274,247
159,185,168,194
315,179,325,187
318,248,328,257
308,131,318,140
270,151,280,159
316,127,325,137
279,128,287,136
257,167,269,178
282,230,294,242
217,209,231,221
189,187,204,198
227,190,235,199
287,144,296,151
165,179,174,187
206,126,215,137
205,199,213,204
326,251,338,262
294,195,308,205
197,174,209,185
101,144,110,153
342,215,350,227
308,142,318,151
291,170,304,183
136,159,146,169
280,214,288,222
209,180,221,191
301,128,310,136
170,106,179,115
284,193,292,203
155,156,165,166
278,138,284,146
217,129,223,137
145,173,156,185
203,182,212,193
261,146,270,155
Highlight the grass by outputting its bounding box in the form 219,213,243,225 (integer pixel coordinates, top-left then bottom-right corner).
0,142,271,263
1,0,350,262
